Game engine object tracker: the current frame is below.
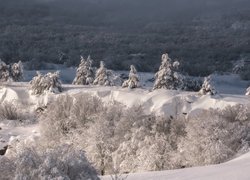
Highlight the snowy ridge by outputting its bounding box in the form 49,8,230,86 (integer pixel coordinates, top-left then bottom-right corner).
102,151,250,180
0,83,249,117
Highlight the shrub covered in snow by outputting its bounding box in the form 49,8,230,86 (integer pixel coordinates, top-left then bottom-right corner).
40,94,104,141
0,101,24,121
30,71,62,95
39,93,250,175
199,76,217,95
122,65,140,89
93,61,114,86
0,144,99,180
73,56,95,85
153,53,184,90
178,105,250,167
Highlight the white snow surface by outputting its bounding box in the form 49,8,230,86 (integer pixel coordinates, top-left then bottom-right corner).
0,82,249,117
101,151,250,180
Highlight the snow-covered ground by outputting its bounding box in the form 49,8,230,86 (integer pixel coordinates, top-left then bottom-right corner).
102,151,250,180
1,82,249,117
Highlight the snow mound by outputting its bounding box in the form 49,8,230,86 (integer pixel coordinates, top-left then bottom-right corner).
0,87,19,103
1,83,249,117
101,151,250,180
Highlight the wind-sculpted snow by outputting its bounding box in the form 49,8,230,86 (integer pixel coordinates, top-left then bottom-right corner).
101,153,250,180
101,152,250,180
0,83,249,117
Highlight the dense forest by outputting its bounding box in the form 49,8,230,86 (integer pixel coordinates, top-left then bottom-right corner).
0,0,250,76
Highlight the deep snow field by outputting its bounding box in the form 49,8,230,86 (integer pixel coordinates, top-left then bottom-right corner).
0,70,250,180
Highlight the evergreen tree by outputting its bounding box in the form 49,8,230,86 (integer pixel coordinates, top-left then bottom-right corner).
122,65,140,89
0,59,10,82
93,61,114,86
10,61,23,82
153,53,184,90
73,56,95,85
199,76,217,95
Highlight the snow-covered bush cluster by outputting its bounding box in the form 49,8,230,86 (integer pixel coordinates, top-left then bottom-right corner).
0,144,99,180
0,101,24,121
153,53,184,90
73,56,95,85
178,105,250,167
199,76,217,95
30,71,62,95
0,60,23,82
39,93,250,175
122,65,140,89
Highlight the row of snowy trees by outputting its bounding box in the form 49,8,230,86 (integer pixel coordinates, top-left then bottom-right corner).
72,54,221,95
73,56,119,87
0,56,249,96
0,60,23,82
72,54,214,92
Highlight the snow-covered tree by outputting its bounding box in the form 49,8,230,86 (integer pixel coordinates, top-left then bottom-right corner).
10,61,23,82
73,55,95,85
199,76,217,95
153,53,184,90
246,86,250,96
122,65,140,89
30,71,62,95
232,59,245,74
93,61,114,86
0,59,10,82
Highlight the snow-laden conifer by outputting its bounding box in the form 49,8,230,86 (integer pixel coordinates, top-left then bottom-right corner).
0,59,10,82
153,53,184,90
199,76,217,95
122,65,140,89
73,56,95,85
93,61,114,86
10,61,23,82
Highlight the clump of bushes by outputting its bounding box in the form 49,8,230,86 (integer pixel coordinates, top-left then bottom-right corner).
30,71,62,95
39,93,250,175
0,101,25,121
0,144,99,180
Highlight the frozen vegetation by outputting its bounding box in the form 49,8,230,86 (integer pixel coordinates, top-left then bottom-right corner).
122,65,140,89
73,56,95,85
29,71,62,95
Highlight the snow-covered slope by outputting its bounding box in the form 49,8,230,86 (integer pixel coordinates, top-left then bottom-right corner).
0,83,249,117
102,151,250,180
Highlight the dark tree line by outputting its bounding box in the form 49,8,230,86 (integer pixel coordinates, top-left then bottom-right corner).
0,0,250,76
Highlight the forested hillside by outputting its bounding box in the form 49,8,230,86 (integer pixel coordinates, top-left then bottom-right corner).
0,0,250,75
